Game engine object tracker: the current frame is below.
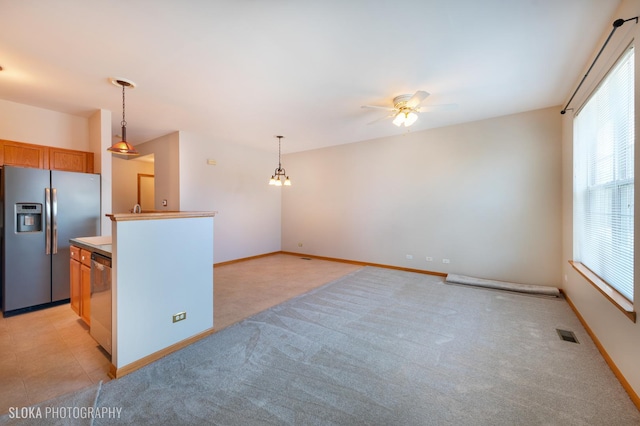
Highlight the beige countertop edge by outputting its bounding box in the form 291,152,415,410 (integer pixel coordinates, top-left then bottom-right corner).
106,211,217,222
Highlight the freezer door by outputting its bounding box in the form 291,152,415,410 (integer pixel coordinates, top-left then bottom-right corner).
51,170,100,302
2,166,52,312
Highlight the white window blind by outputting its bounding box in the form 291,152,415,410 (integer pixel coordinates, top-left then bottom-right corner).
574,45,634,302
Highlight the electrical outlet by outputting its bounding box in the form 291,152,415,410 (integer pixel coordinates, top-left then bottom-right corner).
442,259,450,264
172,312,187,323
406,254,413,260
298,242,303,247
426,257,433,261
162,199,168,207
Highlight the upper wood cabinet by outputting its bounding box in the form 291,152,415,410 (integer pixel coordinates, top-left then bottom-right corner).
0,139,94,173
48,147,94,173
0,139,47,169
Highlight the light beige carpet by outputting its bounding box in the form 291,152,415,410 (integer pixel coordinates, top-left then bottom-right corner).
3,267,638,425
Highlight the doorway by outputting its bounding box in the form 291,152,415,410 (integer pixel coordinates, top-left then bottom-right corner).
137,173,155,211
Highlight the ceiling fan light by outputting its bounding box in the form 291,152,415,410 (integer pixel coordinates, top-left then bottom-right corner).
392,113,405,127
404,112,418,127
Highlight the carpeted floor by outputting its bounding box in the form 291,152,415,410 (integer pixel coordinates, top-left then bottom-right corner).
2,267,639,425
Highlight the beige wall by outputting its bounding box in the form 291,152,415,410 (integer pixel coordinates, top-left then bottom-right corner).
561,0,640,399
112,156,154,213
132,132,181,211
178,131,282,263
0,99,89,150
89,109,113,235
282,106,562,287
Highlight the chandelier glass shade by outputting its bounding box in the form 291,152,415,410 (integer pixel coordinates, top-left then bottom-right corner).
107,78,139,156
269,135,291,186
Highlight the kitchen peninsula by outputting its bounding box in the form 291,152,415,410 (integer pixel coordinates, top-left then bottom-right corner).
71,211,216,378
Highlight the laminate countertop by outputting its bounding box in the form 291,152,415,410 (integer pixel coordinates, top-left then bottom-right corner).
106,211,217,222
69,235,112,258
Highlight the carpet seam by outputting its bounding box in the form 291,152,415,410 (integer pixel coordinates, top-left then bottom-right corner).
89,380,103,426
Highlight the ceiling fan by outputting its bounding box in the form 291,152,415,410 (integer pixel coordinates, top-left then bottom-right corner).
361,90,456,127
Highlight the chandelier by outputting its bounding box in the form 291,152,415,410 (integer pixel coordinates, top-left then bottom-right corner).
268,135,291,186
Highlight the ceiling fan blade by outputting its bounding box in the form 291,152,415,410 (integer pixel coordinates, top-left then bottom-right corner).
361,105,396,111
416,103,458,113
367,113,396,125
405,90,430,109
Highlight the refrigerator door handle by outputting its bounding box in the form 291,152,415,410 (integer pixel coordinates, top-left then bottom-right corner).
45,187,51,254
52,188,58,254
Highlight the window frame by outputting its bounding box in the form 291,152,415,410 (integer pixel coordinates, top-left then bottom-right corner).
572,44,636,322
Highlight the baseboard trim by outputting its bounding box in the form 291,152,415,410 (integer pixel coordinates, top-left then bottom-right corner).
279,251,448,277
214,251,281,267
109,327,216,379
214,250,447,278
561,290,640,411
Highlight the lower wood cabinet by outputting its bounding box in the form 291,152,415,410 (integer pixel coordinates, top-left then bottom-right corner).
69,248,80,314
70,245,91,325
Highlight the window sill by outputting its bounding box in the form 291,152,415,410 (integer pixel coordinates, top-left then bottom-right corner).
569,261,636,323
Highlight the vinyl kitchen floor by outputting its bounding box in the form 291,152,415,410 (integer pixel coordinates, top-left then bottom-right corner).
0,253,361,415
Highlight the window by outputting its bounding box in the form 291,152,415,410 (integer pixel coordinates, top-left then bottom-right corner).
574,45,634,303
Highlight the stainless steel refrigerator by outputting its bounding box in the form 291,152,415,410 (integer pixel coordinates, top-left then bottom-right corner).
1,165,101,316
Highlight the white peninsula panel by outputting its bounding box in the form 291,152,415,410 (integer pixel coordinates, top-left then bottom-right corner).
109,212,215,376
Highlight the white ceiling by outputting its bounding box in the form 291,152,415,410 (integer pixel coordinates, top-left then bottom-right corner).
0,0,622,154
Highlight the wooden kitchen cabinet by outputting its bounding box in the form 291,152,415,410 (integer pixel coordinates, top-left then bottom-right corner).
80,263,91,325
70,245,92,325
69,245,81,315
48,146,94,173
0,139,47,169
0,139,94,172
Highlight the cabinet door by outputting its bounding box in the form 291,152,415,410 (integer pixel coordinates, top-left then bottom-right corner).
70,258,80,315
80,263,91,326
48,147,94,173
0,139,47,169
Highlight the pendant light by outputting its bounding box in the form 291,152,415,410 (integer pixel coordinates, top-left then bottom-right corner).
268,135,291,186
108,78,139,156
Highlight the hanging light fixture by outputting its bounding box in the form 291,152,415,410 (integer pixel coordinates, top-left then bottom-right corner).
107,78,139,156
268,135,291,186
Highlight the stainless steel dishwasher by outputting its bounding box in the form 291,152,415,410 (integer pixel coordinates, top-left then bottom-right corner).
90,252,112,355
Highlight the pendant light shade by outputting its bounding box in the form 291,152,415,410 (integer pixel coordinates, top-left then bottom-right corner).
108,78,139,156
268,135,291,186
108,140,138,154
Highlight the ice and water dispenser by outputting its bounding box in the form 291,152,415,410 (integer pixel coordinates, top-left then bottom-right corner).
15,203,43,233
